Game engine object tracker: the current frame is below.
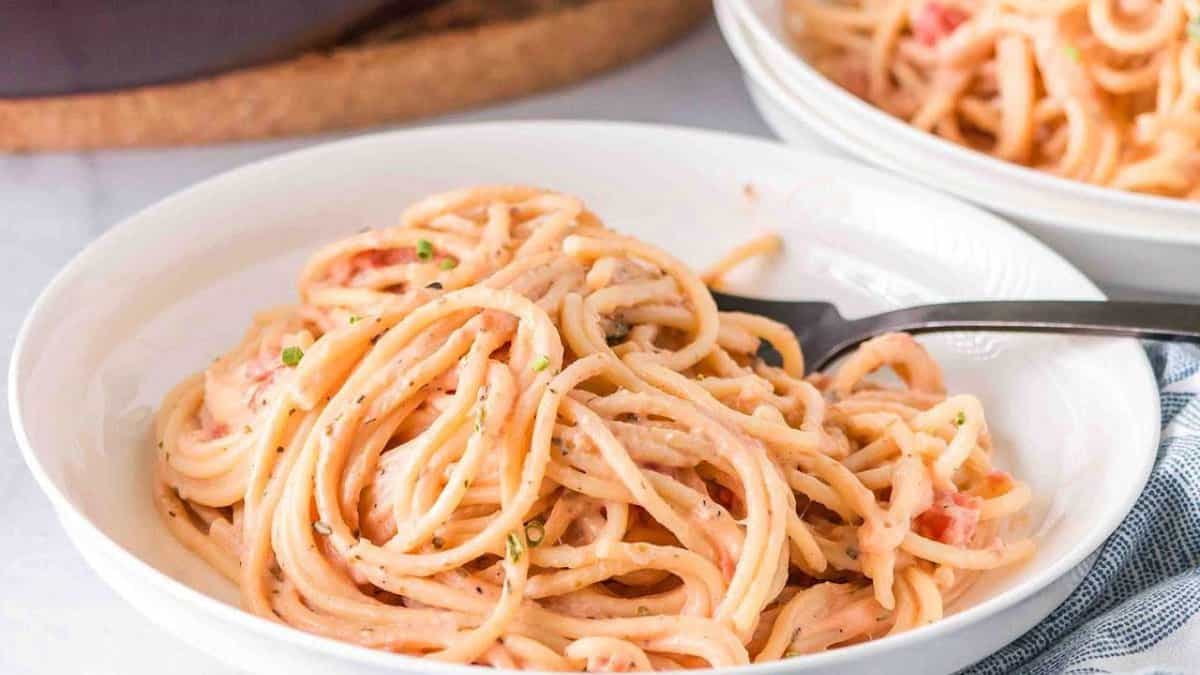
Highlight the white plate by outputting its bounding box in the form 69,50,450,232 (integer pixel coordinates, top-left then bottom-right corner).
720,0,1200,296
9,121,1159,675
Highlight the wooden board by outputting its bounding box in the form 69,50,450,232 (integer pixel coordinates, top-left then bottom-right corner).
0,0,709,151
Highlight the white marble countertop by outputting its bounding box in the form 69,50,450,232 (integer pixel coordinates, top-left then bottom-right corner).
0,18,1191,675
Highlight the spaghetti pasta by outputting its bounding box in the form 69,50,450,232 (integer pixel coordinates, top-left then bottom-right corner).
785,0,1200,199
153,186,1033,670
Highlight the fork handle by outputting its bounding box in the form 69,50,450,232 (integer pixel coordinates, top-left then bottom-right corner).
858,301,1200,342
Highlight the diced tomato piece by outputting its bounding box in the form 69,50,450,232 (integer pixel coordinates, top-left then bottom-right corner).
913,2,969,46
915,489,981,546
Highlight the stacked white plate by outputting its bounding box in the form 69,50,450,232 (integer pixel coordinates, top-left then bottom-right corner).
716,0,1200,296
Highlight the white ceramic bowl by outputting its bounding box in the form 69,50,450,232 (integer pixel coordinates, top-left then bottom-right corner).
718,0,1200,296
10,121,1159,675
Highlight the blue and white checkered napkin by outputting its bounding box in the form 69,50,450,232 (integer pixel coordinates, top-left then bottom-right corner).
963,343,1200,675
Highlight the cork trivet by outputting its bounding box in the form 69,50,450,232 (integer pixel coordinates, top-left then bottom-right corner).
0,0,709,152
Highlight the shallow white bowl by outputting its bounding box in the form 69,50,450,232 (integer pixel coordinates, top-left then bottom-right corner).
10,121,1159,675
719,0,1200,296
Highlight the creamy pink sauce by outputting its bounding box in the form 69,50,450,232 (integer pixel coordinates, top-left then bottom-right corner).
195,315,310,442
914,2,969,46
587,654,640,672
327,248,419,285
983,469,1015,496
326,246,459,286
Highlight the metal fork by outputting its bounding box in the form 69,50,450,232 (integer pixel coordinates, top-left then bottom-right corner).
710,292,1200,373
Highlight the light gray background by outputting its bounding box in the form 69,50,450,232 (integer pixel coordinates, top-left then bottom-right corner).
0,18,1191,674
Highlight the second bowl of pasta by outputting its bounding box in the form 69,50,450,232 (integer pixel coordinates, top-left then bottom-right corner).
720,0,1200,295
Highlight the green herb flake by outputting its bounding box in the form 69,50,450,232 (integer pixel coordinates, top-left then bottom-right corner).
636,605,651,617
1064,45,1080,62
506,531,525,563
954,411,966,427
531,355,550,372
439,258,457,270
349,315,362,324
524,519,545,547
281,346,304,367
416,239,434,261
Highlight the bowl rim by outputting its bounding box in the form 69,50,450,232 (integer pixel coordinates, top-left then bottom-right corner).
8,119,1163,674
724,0,1200,245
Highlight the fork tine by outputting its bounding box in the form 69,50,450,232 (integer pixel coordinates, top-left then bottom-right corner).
709,291,847,372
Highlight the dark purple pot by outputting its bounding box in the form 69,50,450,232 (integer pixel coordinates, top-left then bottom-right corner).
1,1,437,98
